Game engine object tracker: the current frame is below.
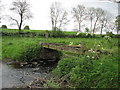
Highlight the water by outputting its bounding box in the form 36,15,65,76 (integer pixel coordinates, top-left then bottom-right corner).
0,61,54,88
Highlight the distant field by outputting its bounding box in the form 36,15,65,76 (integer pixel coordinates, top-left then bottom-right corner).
1,29,77,35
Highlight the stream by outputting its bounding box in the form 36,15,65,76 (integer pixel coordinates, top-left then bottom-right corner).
0,61,56,88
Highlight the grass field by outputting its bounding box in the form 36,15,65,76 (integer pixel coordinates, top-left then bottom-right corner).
1,29,119,88
0,36,2,60
2,36,118,60
1,29,76,35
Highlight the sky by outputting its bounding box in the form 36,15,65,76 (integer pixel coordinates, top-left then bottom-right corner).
0,0,119,31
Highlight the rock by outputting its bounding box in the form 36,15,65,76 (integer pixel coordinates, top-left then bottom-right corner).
28,78,47,88
32,62,38,65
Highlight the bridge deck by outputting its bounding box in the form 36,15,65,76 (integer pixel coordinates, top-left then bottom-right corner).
39,43,84,54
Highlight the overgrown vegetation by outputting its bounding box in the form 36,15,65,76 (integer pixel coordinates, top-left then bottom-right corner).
52,55,118,88
51,36,119,88
2,29,119,88
2,36,63,62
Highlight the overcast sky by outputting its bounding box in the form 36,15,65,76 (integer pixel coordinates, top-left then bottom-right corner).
0,0,119,30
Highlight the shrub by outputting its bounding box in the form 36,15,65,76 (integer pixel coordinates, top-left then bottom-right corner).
53,57,78,76
76,33,96,38
53,55,118,88
113,34,120,38
18,44,42,62
18,44,62,62
85,27,90,33
24,25,30,30
70,56,118,88
76,33,87,38
1,25,7,29
50,27,65,37
86,33,93,38
106,32,114,37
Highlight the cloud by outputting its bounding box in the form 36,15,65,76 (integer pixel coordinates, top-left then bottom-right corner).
0,0,118,30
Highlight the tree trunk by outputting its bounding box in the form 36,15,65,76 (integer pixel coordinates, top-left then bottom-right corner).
45,30,49,40
78,23,81,32
19,14,23,33
19,26,21,33
117,26,119,34
51,19,54,30
100,24,103,35
100,28,103,35
54,21,57,31
100,29,102,35
93,17,98,34
90,18,93,33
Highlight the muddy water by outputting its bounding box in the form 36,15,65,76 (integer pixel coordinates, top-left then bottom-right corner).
1,61,55,88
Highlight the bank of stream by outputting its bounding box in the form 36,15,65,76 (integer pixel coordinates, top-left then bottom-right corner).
1,45,63,88
1,60,57,88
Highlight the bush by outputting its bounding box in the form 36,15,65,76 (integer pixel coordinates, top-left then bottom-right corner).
18,44,62,62
85,27,90,33
1,25,7,29
18,44,42,62
70,56,118,88
76,33,86,38
53,57,78,76
50,27,65,37
53,55,118,88
86,33,94,38
24,25,30,30
113,34,120,38
106,32,114,38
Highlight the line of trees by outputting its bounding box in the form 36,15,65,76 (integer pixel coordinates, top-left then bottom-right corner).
50,2,118,34
0,0,119,34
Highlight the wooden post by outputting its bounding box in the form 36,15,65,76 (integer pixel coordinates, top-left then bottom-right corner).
45,30,49,40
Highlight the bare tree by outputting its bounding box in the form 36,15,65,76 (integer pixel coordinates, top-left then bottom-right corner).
115,15,120,34
58,11,68,29
106,20,116,33
98,11,111,34
92,8,106,34
99,17,108,34
87,7,96,33
87,7,113,34
10,0,32,33
50,2,69,30
72,5,87,32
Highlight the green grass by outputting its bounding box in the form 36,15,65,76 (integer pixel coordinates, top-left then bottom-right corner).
0,36,2,60
53,54,118,88
2,36,44,60
2,36,118,60
1,28,77,35
2,29,119,88
1,29,19,33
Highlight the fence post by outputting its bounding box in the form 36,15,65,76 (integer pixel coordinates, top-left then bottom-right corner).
45,30,49,40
